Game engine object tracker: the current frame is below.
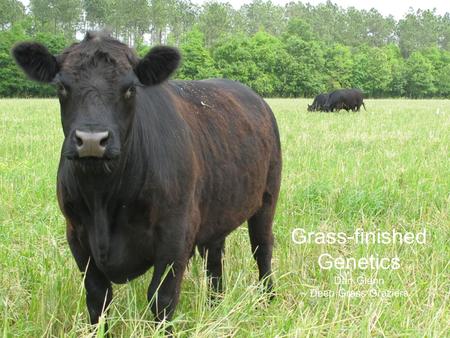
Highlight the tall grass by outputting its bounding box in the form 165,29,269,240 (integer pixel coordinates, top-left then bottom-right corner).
0,99,449,337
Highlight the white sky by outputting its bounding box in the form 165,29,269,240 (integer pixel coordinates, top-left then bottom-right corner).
19,0,449,20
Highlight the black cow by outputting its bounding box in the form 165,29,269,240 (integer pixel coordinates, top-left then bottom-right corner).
12,31,282,331
307,93,329,112
323,88,366,112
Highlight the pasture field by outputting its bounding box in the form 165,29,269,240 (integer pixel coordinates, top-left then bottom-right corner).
0,98,449,337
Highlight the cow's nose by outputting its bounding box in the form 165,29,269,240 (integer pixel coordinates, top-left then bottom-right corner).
75,130,109,158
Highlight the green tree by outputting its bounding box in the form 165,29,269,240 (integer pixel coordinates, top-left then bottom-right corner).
177,27,219,80
324,43,353,89
440,13,450,51
0,23,28,97
404,52,435,97
167,0,198,45
239,0,285,36
199,2,236,48
421,47,450,96
284,1,308,21
342,8,395,47
397,9,441,57
149,0,171,44
302,1,345,45
2,0,449,98
249,31,289,96
281,36,325,97
285,18,315,42
435,63,450,97
30,0,82,39
383,43,406,96
351,45,391,97
83,0,111,30
213,33,272,96
0,0,25,30
0,23,68,97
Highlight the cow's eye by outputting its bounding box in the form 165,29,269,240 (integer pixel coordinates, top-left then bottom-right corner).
57,83,69,98
124,86,136,99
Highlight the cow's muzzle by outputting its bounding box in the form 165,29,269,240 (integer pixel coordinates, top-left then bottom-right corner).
75,130,109,158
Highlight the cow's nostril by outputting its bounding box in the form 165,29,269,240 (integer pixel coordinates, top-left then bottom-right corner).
75,135,83,147
100,135,108,147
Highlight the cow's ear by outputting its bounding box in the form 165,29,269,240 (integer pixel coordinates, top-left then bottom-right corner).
134,46,180,86
12,42,59,83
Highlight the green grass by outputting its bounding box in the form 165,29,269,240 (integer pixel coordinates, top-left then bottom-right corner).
0,98,449,337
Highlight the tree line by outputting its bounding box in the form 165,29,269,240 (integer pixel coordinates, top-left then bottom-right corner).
1,0,450,98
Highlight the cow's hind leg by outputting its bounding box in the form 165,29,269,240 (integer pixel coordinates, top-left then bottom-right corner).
198,238,225,294
248,192,276,296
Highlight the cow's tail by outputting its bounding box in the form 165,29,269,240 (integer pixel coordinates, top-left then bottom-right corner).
362,102,366,111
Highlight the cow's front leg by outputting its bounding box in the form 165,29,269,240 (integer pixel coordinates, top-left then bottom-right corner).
67,226,112,327
84,263,112,326
147,216,193,322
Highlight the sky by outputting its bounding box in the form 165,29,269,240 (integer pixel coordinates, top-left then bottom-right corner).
19,0,449,20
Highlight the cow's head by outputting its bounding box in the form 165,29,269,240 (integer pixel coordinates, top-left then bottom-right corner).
12,31,180,170
307,104,314,112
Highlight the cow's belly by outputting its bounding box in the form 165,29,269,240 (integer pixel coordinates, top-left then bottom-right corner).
195,173,268,244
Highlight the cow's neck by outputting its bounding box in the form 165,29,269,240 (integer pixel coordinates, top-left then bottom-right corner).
73,159,145,203
83,190,111,261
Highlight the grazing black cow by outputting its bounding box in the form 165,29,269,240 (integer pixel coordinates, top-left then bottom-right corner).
323,88,366,112
307,93,329,112
12,32,281,331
